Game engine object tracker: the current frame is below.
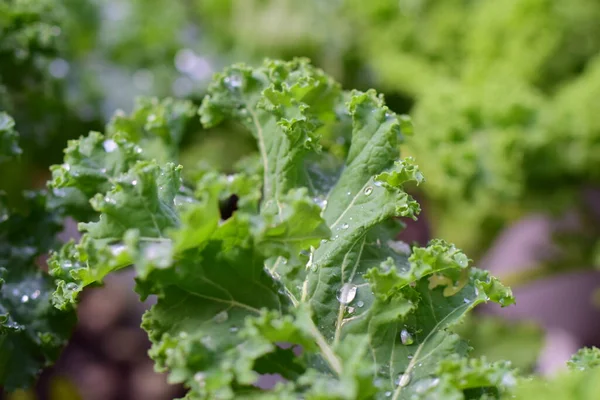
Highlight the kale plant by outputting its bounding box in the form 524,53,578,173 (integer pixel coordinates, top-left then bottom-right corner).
10,58,589,399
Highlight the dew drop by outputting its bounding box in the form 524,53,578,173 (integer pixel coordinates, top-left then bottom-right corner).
65,282,78,291
229,326,239,333
463,298,471,304
397,373,411,387
364,186,373,196
110,244,126,256
103,139,118,153
347,306,355,314
357,300,365,308
225,75,242,88
313,197,328,209
31,290,41,300
336,283,357,304
387,240,411,255
501,373,516,387
341,223,349,230
21,295,29,303
346,191,351,196
131,180,138,186
194,372,206,387
384,391,392,397
400,329,414,345
213,310,228,323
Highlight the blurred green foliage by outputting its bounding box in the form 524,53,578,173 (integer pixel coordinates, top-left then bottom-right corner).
5,0,600,263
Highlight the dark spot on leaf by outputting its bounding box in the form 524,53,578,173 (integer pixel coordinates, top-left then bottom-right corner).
219,194,239,220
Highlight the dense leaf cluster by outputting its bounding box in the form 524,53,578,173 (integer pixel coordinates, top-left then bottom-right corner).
39,0,600,264
1,50,600,398
45,59,519,399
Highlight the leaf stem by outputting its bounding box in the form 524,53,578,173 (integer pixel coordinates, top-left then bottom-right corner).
306,317,343,376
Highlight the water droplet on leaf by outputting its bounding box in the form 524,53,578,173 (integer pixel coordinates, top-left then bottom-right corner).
225,75,242,89
194,372,206,387
110,244,126,256
313,197,327,209
357,300,364,308
397,373,411,387
364,186,373,196
341,223,349,230
501,373,516,387
337,283,357,304
21,295,29,303
103,139,118,153
214,311,228,323
387,240,411,255
400,329,414,345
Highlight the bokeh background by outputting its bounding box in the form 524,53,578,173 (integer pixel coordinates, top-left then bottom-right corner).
3,0,600,398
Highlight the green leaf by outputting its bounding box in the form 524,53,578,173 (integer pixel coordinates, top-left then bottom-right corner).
0,112,21,162
513,368,600,400
567,347,600,371
199,58,342,212
0,192,76,390
48,97,195,219
512,347,600,400
48,131,145,218
49,161,182,308
48,59,515,399
106,97,196,163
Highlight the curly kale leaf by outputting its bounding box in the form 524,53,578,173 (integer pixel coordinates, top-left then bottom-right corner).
0,112,21,162
49,59,515,399
513,347,600,400
0,192,76,391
